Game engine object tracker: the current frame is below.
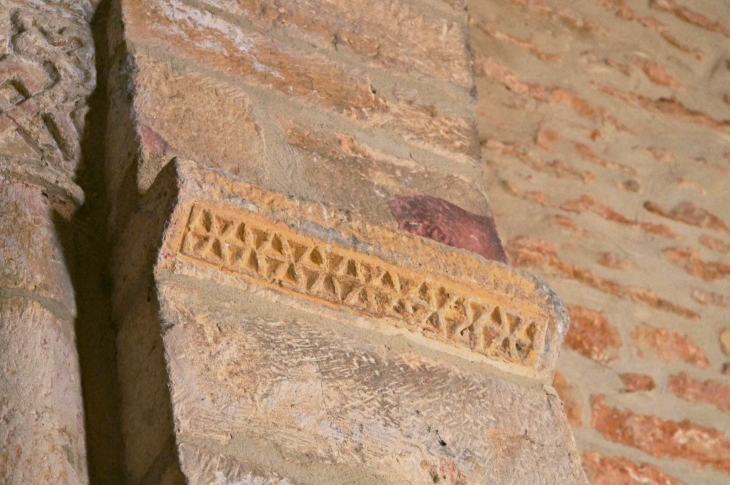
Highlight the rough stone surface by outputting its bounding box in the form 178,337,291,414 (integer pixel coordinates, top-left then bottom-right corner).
0,1,97,483
109,159,585,484
0,297,87,484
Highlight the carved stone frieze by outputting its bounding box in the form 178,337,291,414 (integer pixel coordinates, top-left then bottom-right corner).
157,159,568,378
178,202,544,366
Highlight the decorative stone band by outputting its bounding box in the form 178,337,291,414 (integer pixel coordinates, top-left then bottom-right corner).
157,159,568,379
179,202,542,365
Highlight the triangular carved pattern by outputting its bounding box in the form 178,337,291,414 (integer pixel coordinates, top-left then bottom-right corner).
179,205,543,365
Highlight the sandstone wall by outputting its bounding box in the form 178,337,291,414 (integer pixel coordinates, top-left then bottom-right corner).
468,0,730,483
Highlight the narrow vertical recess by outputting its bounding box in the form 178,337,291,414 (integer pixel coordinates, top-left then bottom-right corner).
72,0,125,482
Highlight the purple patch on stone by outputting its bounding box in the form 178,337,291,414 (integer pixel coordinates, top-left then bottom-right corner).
388,194,507,264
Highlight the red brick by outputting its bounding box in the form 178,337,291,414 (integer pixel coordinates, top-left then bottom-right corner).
485,140,596,183
535,124,559,151
594,84,730,132
507,237,700,320
475,22,561,65
554,215,587,235
669,372,730,414
620,373,656,392
631,324,710,368
595,0,703,58
597,252,632,270
475,56,632,133
564,305,622,364
552,371,583,428
591,394,730,475
690,288,728,308
699,235,730,255
644,201,729,233
651,0,730,38
631,57,683,88
582,451,682,485
573,142,637,175
664,247,730,281
512,0,608,34
561,195,681,239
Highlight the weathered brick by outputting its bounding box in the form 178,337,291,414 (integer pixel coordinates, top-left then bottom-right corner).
535,124,559,151
691,288,728,308
631,57,683,88
511,0,608,34
650,0,730,38
620,373,656,392
631,324,710,368
564,304,622,364
582,451,682,485
573,142,636,175
476,56,631,133
668,372,730,414
644,201,729,233
475,22,561,64
700,235,730,255
594,0,702,58
485,140,596,183
552,371,583,427
507,236,699,320
561,195,680,239
597,252,632,270
591,394,730,475
594,85,730,132
664,247,730,281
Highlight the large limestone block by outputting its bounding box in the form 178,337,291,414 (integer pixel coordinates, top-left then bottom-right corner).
113,159,586,484
0,296,87,484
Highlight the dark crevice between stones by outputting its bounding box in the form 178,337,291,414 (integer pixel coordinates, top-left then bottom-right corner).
71,0,126,482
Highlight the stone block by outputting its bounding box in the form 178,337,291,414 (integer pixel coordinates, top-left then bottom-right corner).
112,158,585,483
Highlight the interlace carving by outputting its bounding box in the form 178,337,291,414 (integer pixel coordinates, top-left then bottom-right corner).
178,204,544,365
0,3,95,172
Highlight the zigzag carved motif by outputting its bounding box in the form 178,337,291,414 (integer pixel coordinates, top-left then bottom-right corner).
178,203,546,366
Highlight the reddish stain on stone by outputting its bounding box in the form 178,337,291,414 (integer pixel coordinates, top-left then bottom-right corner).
139,124,179,156
388,195,507,263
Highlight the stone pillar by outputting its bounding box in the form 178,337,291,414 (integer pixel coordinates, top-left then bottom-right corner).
106,0,587,483
0,1,97,483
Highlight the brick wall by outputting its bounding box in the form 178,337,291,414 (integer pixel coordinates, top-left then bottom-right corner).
468,0,730,483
